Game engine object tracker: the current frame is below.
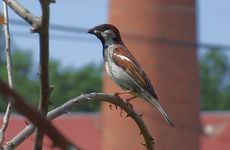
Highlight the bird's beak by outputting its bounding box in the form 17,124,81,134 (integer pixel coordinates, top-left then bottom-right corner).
87,28,100,35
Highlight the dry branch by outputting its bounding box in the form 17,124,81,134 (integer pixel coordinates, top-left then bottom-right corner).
0,2,13,146
2,0,41,32
0,79,79,150
34,0,51,149
4,93,154,150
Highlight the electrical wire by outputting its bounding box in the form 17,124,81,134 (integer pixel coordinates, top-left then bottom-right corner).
8,18,230,50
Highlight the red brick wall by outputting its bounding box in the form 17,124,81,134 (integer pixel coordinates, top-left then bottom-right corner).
101,0,202,150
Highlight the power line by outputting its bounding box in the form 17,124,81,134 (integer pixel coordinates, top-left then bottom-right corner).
9,19,86,34
11,31,230,51
7,18,230,50
11,31,95,43
125,34,230,50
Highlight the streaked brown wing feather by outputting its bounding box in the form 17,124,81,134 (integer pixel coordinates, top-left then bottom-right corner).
112,47,158,99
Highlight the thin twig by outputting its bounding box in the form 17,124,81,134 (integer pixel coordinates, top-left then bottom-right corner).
0,79,79,150
33,0,51,150
4,93,154,150
2,0,41,32
0,2,14,147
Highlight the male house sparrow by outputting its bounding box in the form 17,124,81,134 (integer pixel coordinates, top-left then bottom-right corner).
88,24,175,127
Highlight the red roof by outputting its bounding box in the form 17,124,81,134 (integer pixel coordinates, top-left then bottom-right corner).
0,113,101,150
200,111,230,150
1,112,230,150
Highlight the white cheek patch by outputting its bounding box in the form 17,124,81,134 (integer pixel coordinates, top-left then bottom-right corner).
104,30,112,34
101,30,117,45
101,32,108,37
101,30,115,38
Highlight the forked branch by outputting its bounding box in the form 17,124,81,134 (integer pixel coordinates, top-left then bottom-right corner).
4,93,154,150
0,79,79,150
2,0,41,32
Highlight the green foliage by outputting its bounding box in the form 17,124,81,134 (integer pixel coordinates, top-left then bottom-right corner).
199,49,230,110
49,60,102,111
0,49,39,110
0,48,102,112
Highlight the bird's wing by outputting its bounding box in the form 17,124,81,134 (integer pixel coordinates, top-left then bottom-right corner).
112,47,158,99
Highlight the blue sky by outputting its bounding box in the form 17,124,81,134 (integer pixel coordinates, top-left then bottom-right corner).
1,0,230,68
198,0,230,45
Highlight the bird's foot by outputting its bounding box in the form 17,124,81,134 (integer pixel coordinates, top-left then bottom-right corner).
126,95,137,102
122,101,135,118
124,95,136,110
113,92,137,117
120,96,136,118
114,90,132,96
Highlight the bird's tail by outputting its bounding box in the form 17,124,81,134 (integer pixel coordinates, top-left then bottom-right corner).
147,96,175,127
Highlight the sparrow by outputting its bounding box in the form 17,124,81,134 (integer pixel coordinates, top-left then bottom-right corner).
88,24,175,127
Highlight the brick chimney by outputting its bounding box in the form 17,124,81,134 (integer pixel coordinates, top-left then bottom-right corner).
101,0,202,150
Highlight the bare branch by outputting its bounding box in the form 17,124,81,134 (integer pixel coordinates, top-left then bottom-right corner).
37,0,51,116
0,79,79,150
2,3,13,89
0,2,13,147
34,0,51,149
5,93,154,150
2,0,41,32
